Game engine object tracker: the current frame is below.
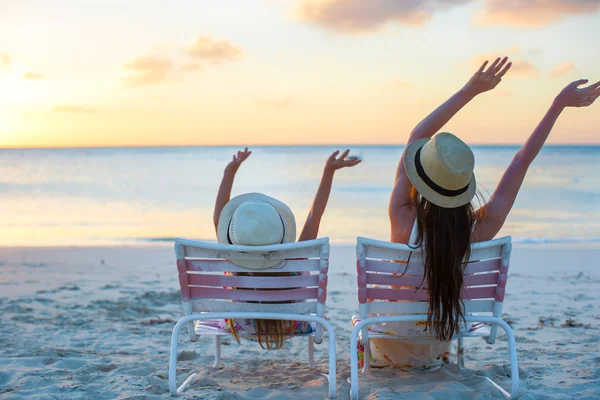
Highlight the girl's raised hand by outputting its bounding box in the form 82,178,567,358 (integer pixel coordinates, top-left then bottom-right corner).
325,149,361,172
463,57,512,96
555,79,600,108
226,147,251,173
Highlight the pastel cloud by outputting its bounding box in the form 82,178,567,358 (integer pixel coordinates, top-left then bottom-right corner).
295,0,600,34
23,72,45,80
549,62,574,78
123,55,173,86
51,105,96,114
471,47,539,77
477,0,600,27
185,36,242,63
509,60,539,77
0,53,11,67
295,0,469,33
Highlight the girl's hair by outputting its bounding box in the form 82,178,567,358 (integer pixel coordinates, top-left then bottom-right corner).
409,186,482,341
229,318,290,350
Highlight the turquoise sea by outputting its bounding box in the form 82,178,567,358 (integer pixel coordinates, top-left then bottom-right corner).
0,145,598,246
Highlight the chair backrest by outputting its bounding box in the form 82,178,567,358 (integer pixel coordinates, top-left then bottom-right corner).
356,236,512,318
175,237,330,319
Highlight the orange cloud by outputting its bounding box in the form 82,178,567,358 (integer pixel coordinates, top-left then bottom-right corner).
549,62,574,78
470,47,539,77
477,0,600,27
185,36,242,63
256,97,294,110
23,72,45,80
509,60,539,77
123,55,173,86
0,53,11,67
51,105,96,114
295,0,469,33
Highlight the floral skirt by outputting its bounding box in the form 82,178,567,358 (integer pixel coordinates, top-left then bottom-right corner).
218,318,314,337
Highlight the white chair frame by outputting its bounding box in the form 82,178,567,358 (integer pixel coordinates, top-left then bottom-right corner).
350,236,518,399
169,237,336,398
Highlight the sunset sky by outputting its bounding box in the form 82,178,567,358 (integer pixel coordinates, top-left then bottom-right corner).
1,0,599,147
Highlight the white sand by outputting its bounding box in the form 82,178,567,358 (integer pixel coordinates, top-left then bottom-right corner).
1,244,599,399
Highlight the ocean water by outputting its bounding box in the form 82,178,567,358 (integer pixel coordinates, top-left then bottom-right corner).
0,145,598,246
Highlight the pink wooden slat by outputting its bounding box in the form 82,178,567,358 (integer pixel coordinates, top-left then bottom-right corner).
461,286,498,300
367,272,498,288
464,272,499,286
495,272,508,301
367,286,497,302
189,287,318,301
357,260,367,303
177,259,191,302
317,271,328,303
367,288,428,301
365,258,501,275
365,259,423,274
185,258,319,273
366,272,498,288
463,258,501,274
187,273,318,288
318,288,327,303
366,273,427,287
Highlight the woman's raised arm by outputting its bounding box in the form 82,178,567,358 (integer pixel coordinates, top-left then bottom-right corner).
389,57,512,242
475,79,600,241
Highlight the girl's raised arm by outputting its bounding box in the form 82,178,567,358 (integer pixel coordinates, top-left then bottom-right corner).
298,150,361,241
390,57,512,243
213,147,251,233
475,79,600,241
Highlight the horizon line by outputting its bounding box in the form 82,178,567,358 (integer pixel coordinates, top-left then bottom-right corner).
1,142,600,150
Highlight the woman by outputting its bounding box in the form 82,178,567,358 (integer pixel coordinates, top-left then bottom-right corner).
213,148,361,349
367,57,599,368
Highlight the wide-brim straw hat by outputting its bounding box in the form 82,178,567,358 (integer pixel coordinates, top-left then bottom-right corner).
403,132,476,208
217,193,296,269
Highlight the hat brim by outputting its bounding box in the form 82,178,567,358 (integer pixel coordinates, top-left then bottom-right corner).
217,193,297,269
403,138,476,208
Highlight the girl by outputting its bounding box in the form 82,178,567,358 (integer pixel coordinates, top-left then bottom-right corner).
368,56,599,368
213,148,361,349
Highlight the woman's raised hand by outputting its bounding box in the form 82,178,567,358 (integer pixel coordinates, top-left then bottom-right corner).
325,149,361,172
463,57,512,96
555,79,600,108
225,147,251,173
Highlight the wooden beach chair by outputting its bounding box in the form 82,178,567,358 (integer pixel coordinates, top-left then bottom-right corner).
350,236,518,399
169,237,336,398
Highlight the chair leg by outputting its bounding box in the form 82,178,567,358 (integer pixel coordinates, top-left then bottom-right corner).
326,330,336,399
308,336,316,369
457,336,465,370
482,320,519,399
362,339,371,373
169,327,179,395
505,324,520,398
350,325,361,400
213,336,221,368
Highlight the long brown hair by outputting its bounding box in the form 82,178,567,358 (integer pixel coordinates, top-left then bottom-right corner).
409,186,480,341
229,318,291,350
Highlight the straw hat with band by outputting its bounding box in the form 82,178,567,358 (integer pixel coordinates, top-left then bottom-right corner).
217,192,297,269
403,132,476,208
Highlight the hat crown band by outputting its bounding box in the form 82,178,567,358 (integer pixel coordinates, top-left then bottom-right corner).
419,133,474,191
